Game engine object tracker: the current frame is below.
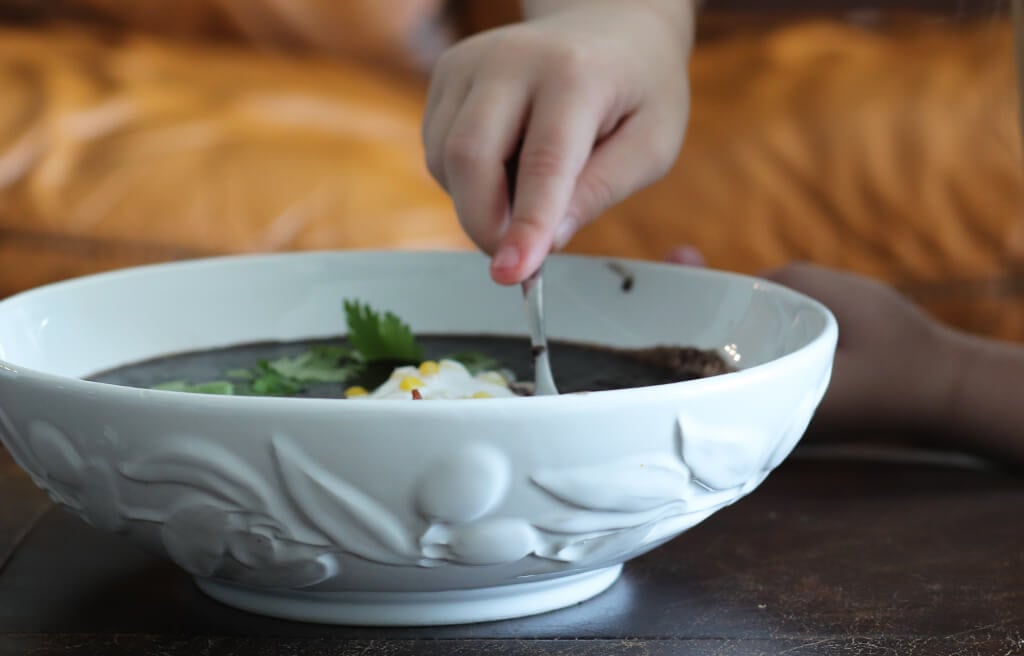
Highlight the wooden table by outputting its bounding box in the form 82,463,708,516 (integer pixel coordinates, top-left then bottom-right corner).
1,443,1022,656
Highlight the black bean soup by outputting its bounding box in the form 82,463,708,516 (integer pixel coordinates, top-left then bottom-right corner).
89,335,734,397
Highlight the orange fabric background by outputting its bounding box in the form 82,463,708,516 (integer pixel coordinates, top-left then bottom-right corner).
0,6,1021,338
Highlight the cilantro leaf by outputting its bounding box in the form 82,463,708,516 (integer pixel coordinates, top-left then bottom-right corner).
268,347,363,383
311,344,359,362
248,361,303,396
446,351,499,375
343,300,423,363
152,380,236,395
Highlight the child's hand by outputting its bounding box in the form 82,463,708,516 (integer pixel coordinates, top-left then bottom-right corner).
669,249,1024,466
423,0,696,284
666,248,959,437
762,263,960,437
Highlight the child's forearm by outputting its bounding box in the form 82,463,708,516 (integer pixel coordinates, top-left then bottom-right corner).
942,329,1024,465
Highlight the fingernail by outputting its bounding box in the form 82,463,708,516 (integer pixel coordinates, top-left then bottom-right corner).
552,219,576,251
492,244,520,272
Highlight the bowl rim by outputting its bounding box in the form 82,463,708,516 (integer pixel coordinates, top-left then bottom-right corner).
0,250,838,414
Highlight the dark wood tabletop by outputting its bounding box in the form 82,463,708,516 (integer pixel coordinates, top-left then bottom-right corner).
1,443,1022,656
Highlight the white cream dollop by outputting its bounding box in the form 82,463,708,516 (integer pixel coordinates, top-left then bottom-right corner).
365,359,517,400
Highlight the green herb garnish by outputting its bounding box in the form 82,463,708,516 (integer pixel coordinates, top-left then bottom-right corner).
248,361,304,396
343,300,423,363
152,380,236,395
267,346,364,383
152,301,429,396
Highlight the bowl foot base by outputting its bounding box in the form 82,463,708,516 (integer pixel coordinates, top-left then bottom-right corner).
196,564,623,626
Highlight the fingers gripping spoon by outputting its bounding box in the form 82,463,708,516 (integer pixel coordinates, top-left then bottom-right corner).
506,144,559,396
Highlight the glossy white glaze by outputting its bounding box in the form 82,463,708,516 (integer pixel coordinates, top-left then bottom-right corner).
0,251,837,625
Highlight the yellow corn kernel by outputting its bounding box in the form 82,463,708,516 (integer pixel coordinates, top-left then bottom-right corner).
418,361,440,376
399,376,425,391
344,386,368,398
476,371,507,387
471,391,492,399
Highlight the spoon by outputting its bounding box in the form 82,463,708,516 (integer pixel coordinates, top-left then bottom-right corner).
522,268,559,396
505,142,558,395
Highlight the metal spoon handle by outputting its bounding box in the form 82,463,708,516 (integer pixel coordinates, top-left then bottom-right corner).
522,268,559,396
507,142,557,395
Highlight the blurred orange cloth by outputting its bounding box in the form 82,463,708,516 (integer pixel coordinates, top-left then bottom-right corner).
576,16,1022,280
0,25,470,297
31,0,451,71
0,8,1021,339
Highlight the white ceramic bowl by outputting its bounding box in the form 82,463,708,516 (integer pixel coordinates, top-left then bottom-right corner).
0,251,836,626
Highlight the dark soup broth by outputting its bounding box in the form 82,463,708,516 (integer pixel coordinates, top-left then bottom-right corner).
89,335,734,398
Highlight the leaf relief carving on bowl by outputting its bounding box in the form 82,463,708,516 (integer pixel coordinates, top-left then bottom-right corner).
0,418,349,589
519,431,778,568
530,455,691,513
676,414,778,491
527,452,695,560
272,436,419,567
111,436,342,588
21,420,128,532
0,410,60,498
0,409,802,579
159,502,339,588
119,438,267,511
422,449,710,569
532,509,713,564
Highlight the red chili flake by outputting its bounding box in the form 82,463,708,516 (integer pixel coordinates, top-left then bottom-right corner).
411,389,423,400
